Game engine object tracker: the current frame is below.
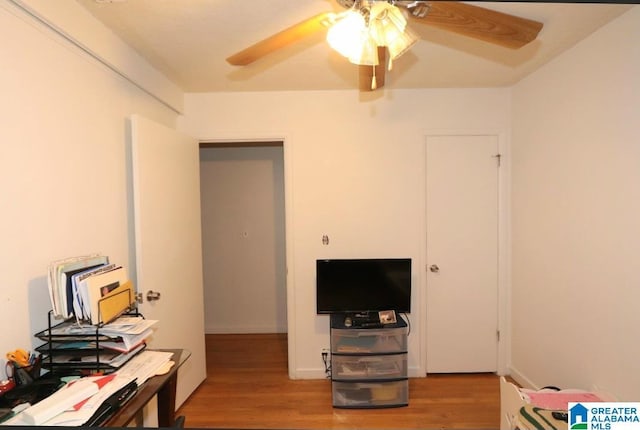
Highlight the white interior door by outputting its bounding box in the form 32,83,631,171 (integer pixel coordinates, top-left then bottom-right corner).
129,115,207,407
425,134,499,373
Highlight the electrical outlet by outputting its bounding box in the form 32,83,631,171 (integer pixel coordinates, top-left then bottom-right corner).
321,348,330,355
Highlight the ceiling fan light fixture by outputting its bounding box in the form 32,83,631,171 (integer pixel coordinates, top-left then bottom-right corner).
377,3,408,32
368,2,415,60
328,1,416,70
386,24,418,60
348,34,379,66
326,10,366,59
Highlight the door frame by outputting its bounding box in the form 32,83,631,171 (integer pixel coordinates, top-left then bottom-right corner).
197,134,296,378
420,129,510,376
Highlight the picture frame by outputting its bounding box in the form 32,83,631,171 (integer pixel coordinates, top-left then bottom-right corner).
378,310,397,324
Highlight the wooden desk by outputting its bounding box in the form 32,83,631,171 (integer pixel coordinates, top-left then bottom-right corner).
104,349,190,427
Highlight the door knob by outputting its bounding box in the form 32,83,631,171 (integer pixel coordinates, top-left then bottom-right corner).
429,264,440,273
146,290,161,301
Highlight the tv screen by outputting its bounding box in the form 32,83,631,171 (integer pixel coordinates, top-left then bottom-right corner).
316,258,411,314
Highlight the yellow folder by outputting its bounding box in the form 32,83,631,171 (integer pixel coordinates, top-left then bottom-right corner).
92,279,136,325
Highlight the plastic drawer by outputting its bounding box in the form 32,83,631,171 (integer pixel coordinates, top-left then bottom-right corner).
331,327,407,354
332,353,407,380
332,379,408,408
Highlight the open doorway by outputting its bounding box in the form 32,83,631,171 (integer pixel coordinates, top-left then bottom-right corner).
199,141,287,333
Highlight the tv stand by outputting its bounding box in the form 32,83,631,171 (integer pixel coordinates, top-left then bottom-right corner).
329,313,408,408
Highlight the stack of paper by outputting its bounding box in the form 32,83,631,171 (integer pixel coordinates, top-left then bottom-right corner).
43,343,146,369
115,350,174,386
99,317,157,352
16,351,170,426
47,255,135,324
40,316,157,350
7,374,137,427
35,316,157,376
39,316,157,352
47,254,108,319
20,377,103,424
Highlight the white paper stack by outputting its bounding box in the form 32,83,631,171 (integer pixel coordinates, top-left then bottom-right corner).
21,378,100,425
115,350,174,386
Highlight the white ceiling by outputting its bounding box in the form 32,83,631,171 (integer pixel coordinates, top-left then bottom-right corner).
75,0,632,93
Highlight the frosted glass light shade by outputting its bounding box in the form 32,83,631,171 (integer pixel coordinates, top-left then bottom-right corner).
386,25,418,60
348,34,379,65
326,11,366,59
368,2,414,60
369,2,407,45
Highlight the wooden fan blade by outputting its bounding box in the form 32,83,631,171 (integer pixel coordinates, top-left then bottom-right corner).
358,47,386,91
226,12,334,65
411,2,543,49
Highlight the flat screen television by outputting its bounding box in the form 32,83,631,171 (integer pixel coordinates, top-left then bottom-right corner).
316,258,411,314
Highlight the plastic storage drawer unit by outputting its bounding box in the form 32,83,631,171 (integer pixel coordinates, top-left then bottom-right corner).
329,313,409,408
331,327,407,354
331,353,407,380
332,380,409,408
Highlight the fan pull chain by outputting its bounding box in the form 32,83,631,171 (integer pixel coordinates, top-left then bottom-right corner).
371,65,377,90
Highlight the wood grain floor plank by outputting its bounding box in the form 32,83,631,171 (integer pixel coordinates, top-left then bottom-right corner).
177,334,501,429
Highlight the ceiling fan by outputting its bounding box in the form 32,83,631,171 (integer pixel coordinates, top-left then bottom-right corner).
226,1,543,91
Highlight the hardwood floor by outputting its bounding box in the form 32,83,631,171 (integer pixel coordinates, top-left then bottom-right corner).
177,334,501,429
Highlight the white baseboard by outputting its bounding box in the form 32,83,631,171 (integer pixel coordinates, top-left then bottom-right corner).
408,366,426,378
508,365,539,389
291,368,331,379
205,324,286,334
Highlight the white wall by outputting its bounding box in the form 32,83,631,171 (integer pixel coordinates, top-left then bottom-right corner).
510,7,640,399
179,89,511,378
7,0,636,398
0,1,178,379
200,146,287,333
0,0,512,382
